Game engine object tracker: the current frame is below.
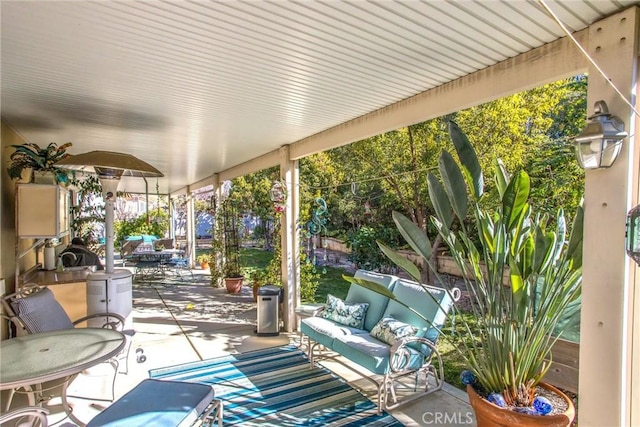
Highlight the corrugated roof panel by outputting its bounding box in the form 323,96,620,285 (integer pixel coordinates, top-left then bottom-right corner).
1,0,635,192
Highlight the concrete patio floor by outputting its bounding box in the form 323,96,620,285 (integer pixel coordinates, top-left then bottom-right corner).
3,269,475,426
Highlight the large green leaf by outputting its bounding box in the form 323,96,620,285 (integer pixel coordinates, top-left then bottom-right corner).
343,275,396,299
427,173,453,229
391,211,433,261
502,171,530,231
439,151,468,222
566,204,584,269
449,121,484,200
377,241,422,282
493,159,509,199
533,227,555,274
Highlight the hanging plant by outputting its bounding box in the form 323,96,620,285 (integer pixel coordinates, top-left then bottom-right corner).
7,142,73,183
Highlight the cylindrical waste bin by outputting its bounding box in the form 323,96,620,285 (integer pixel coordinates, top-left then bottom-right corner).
256,285,282,336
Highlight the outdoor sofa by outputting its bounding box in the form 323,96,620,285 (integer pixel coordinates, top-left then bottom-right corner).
300,269,459,414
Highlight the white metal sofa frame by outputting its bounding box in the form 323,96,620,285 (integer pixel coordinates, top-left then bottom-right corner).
1,285,130,407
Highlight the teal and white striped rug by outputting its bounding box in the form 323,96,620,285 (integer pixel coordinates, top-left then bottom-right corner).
149,346,403,426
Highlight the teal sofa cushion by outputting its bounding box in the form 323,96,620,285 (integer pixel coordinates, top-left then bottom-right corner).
382,279,454,351
300,316,367,348
347,270,398,331
332,333,425,375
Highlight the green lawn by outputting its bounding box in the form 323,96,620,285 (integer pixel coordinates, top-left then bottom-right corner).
236,247,466,389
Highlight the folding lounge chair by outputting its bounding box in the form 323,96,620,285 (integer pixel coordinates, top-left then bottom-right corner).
1,285,131,406
86,379,223,427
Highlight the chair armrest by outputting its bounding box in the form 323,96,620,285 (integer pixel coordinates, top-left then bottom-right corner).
0,406,49,426
73,312,126,330
389,336,440,373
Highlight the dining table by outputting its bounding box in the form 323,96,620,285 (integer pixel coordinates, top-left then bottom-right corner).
0,328,126,426
126,249,185,280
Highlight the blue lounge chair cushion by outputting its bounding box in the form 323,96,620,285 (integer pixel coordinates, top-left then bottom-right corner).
87,379,214,427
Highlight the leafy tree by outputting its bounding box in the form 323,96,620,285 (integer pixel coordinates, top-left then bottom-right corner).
69,174,104,248
303,77,586,281
114,208,169,247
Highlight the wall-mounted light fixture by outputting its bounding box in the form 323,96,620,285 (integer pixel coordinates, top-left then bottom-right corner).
626,204,640,266
573,100,628,169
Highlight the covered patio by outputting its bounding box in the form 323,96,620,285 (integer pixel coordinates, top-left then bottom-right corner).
2,1,640,425
3,270,472,426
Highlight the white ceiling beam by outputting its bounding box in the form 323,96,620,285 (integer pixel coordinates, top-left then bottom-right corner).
289,28,589,160
218,150,280,182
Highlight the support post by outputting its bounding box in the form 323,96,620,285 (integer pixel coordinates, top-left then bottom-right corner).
579,7,640,426
186,187,195,268
279,146,299,332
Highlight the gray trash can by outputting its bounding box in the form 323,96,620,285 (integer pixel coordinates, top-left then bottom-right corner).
256,285,282,336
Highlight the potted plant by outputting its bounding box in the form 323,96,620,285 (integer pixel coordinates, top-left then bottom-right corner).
353,121,581,426
250,270,268,301
196,253,211,270
7,142,73,184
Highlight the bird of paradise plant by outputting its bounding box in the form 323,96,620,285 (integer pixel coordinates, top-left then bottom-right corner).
349,121,582,410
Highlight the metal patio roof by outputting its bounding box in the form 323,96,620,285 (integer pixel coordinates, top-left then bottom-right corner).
1,0,636,193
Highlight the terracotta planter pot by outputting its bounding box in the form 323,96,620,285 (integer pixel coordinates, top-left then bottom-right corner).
200,262,209,270
467,383,575,427
225,276,244,294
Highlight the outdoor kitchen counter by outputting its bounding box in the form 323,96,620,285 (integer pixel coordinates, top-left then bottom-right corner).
21,267,93,286
19,266,91,321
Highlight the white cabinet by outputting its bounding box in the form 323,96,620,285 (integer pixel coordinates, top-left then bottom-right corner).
17,184,70,238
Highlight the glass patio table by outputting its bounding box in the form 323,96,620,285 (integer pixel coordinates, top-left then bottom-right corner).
127,249,185,279
0,328,126,426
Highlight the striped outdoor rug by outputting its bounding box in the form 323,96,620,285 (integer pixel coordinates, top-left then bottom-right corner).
149,346,403,426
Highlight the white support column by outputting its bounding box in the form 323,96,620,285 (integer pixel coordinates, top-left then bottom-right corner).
186,187,196,267
279,146,300,332
579,8,640,426
168,196,175,241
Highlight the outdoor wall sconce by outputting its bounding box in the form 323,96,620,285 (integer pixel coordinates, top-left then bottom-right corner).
626,204,640,266
55,151,163,274
573,100,628,169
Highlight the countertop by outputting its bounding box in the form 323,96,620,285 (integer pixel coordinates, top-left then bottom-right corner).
21,266,93,286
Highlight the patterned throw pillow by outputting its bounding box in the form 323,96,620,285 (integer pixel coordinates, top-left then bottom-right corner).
322,294,369,329
370,316,418,346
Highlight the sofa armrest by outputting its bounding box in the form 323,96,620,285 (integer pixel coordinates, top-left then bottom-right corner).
389,336,441,374
296,303,325,318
